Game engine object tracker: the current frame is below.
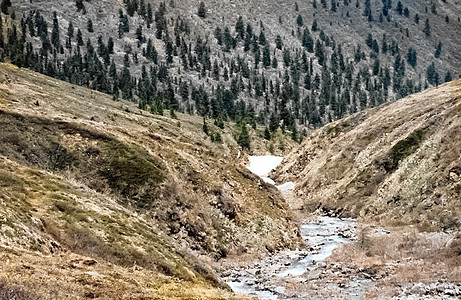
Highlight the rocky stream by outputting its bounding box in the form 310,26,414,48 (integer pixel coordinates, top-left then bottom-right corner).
220,156,374,299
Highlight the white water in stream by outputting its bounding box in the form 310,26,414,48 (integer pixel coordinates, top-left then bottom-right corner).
222,156,357,299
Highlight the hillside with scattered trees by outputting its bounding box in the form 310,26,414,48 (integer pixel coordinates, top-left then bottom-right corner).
2,0,461,145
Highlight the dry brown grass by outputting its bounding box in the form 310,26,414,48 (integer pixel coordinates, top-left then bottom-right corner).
0,248,246,300
0,63,301,298
329,226,459,297
276,79,461,231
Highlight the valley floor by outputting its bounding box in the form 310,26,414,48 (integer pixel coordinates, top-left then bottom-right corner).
218,156,461,299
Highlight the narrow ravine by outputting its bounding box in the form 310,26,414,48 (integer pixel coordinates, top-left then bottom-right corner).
221,156,360,299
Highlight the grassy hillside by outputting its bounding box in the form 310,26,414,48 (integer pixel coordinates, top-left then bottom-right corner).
275,78,461,231
0,63,302,299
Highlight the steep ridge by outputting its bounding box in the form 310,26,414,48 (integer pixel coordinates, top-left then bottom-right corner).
275,78,461,231
0,63,302,299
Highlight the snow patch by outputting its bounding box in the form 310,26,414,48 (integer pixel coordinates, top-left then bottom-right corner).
247,156,284,177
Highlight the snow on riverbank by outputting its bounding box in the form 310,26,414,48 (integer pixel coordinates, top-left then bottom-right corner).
222,156,357,299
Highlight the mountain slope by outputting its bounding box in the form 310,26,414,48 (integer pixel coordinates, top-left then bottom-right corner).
3,0,461,133
275,78,461,231
0,63,301,299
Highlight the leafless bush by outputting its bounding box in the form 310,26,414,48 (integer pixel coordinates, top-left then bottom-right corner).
0,280,40,300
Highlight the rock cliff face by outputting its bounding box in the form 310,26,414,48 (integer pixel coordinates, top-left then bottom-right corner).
275,79,461,231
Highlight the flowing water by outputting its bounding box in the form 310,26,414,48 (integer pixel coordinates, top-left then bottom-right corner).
221,156,358,299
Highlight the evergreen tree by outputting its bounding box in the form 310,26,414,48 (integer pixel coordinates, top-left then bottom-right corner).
237,124,250,150
426,62,439,86
198,2,206,18
264,127,271,140
275,34,283,49
147,3,153,28
407,47,417,68
262,44,271,68
51,12,60,49
423,18,431,37
363,0,373,21
331,0,337,12
396,1,403,14
75,0,85,13
0,0,11,14
87,19,94,33
434,42,442,58
444,71,452,83
107,37,114,54
235,16,245,39
297,14,304,27
312,19,318,32
76,29,84,46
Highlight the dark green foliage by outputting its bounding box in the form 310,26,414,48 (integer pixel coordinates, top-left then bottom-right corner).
264,127,271,140
51,12,60,49
198,2,206,18
435,42,442,59
380,129,426,173
423,18,431,37
87,19,94,33
202,117,209,135
0,0,11,14
407,47,417,68
311,19,318,32
444,71,452,83
1,2,457,139
297,14,303,27
99,140,165,207
396,1,403,14
403,7,409,17
426,62,439,86
75,0,85,13
237,124,250,150
363,0,373,21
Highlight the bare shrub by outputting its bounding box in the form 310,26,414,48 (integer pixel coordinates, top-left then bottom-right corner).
0,280,40,300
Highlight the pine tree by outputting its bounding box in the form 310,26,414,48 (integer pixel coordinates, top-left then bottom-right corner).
107,37,114,54
235,16,245,39
237,124,250,150
147,3,153,28
407,47,417,68
87,19,94,32
434,42,442,58
423,18,431,37
264,127,271,140
262,44,271,68
51,12,60,49
198,2,206,18
396,1,403,14
0,0,11,14
297,14,304,27
75,0,85,13
426,62,439,86
275,34,283,49
363,0,373,21
444,71,452,83
76,29,84,46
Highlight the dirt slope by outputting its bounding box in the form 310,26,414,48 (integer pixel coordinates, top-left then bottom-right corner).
275,79,461,231
0,63,301,299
